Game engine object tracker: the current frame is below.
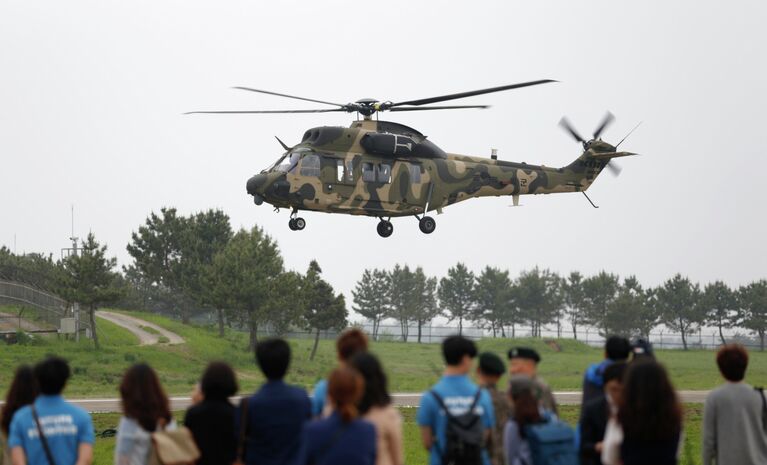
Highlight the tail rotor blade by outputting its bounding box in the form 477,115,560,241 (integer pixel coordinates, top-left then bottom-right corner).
559,117,586,144
593,112,615,139
606,160,622,177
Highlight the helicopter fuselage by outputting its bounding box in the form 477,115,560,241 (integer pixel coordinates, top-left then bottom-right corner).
246,119,618,218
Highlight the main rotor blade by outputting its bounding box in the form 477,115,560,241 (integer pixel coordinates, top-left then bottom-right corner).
232,87,346,108
593,112,615,139
389,79,556,107
558,117,586,143
185,109,348,114
389,105,490,112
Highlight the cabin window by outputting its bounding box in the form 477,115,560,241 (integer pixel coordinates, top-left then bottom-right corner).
377,164,392,183
409,164,422,183
300,154,320,177
336,160,344,182
362,163,376,182
345,161,354,182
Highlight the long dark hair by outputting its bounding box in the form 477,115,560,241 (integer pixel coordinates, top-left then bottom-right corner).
618,360,682,441
511,387,541,438
1,365,38,435
349,352,391,414
119,363,171,432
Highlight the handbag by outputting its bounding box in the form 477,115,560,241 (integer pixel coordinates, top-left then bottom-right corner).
148,424,200,465
233,397,249,465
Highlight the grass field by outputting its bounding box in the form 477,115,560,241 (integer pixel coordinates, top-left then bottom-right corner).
2,306,766,397
91,405,705,465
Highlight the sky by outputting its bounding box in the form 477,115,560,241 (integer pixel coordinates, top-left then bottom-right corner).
1,1,765,304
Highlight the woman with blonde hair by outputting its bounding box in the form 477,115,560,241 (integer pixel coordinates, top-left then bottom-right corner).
298,366,376,465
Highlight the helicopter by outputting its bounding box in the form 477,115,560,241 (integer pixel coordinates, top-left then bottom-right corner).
188,80,636,238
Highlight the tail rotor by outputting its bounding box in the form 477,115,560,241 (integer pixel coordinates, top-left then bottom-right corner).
559,111,623,177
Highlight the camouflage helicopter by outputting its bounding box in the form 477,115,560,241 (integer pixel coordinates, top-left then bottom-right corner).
188,80,636,237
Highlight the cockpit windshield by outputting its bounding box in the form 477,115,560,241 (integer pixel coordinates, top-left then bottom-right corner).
268,147,311,173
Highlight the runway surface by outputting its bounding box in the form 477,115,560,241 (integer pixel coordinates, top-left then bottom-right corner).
38,391,711,413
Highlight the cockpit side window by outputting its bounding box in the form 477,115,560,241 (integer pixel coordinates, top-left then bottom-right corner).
300,154,321,177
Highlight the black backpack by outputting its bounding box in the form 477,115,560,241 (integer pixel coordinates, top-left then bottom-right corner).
430,389,484,465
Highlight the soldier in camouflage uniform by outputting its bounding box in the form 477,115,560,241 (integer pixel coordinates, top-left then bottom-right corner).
477,352,510,465
507,347,558,415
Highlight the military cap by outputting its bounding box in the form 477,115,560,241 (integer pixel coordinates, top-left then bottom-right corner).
507,347,541,363
478,352,505,376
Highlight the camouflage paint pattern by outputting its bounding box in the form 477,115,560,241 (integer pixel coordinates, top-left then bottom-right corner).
246,119,633,217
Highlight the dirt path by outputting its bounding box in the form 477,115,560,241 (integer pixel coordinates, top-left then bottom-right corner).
96,311,184,346
0,311,49,332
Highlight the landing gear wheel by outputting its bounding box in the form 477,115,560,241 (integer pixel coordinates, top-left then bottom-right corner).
294,217,306,230
288,218,297,231
377,220,394,238
419,216,436,234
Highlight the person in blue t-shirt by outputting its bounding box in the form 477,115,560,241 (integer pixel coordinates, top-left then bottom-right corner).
236,338,312,465
311,328,368,417
417,335,495,465
8,357,94,465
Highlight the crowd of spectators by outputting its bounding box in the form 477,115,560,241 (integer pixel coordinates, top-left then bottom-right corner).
1,329,766,465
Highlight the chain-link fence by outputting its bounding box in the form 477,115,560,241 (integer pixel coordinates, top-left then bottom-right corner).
0,279,91,337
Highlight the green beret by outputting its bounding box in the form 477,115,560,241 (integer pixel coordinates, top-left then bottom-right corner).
507,347,541,363
479,352,505,376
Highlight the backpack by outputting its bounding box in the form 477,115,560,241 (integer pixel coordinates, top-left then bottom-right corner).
524,415,578,465
430,389,484,465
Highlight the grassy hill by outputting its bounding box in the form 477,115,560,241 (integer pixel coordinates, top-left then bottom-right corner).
2,307,766,397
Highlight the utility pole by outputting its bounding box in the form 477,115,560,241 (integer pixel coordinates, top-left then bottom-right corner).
60,205,82,341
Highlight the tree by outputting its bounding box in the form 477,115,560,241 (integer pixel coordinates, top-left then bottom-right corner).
303,260,348,360
411,267,440,343
352,269,390,340
632,287,662,339
473,267,513,337
656,274,703,350
515,267,562,337
389,265,417,341
739,280,767,351
438,263,476,335
562,271,587,339
604,276,649,337
58,233,123,350
126,208,189,320
700,281,737,345
209,227,284,350
180,210,233,336
582,271,620,336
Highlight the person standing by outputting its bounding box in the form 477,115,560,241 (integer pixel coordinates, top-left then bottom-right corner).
418,335,495,465
579,362,627,465
502,377,542,465
1,366,38,465
312,328,368,417
184,362,238,465
297,367,376,465
7,357,94,465
616,360,682,465
477,352,508,465
114,364,174,465
349,352,403,465
581,336,631,408
507,347,557,415
237,338,311,465
703,344,767,465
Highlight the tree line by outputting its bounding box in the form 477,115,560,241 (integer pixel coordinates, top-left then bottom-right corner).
352,264,767,350
0,208,348,354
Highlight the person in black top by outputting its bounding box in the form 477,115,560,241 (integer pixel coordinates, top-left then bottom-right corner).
618,360,682,465
184,362,238,465
579,362,627,465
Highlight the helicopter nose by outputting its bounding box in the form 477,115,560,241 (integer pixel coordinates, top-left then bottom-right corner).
246,174,268,195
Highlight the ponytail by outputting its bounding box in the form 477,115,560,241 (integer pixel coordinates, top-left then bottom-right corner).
328,367,364,423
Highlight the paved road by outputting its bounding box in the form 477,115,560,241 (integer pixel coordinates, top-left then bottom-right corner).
30,391,711,413
96,311,184,345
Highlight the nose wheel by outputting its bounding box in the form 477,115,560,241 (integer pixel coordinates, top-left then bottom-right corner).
289,216,306,231
376,219,394,238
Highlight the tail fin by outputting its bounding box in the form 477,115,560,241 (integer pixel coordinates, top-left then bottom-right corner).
563,144,636,191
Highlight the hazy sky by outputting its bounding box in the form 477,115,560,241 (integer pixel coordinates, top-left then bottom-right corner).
1,1,765,303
